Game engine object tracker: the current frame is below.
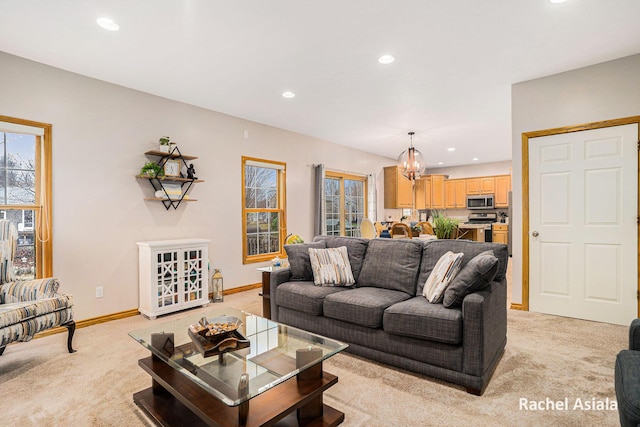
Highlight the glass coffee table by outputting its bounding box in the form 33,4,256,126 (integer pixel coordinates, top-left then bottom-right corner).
129,307,347,426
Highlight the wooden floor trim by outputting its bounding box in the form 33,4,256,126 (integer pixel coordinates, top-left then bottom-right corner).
35,284,262,339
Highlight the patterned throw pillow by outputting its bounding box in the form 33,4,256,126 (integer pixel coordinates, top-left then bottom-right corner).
423,251,464,303
308,246,355,287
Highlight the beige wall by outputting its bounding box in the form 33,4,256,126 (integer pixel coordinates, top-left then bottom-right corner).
425,160,512,179
511,53,640,306
0,51,395,320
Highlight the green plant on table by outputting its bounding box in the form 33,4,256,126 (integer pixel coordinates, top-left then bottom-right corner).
140,162,164,178
158,136,170,145
432,211,459,239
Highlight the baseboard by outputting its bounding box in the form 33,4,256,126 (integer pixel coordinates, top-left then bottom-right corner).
510,303,525,311
35,283,262,339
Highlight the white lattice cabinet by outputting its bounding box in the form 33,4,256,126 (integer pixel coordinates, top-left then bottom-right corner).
137,239,210,319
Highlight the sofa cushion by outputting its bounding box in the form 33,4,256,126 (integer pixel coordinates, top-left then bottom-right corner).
417,240,508,295
285,241,327,281
308,246,355,286
275,281,349,316
0,294,74,328
323,287,411,329
422,251,464,303
443,250,499,308
356,239,423,294
313,236,369,281
383,297,463,345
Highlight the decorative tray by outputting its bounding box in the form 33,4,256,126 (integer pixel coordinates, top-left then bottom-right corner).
188,316,250,357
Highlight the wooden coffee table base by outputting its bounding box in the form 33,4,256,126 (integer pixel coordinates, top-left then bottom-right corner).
134,356,344,427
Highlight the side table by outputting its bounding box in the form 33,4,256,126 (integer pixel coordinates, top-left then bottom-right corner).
256,266,274,319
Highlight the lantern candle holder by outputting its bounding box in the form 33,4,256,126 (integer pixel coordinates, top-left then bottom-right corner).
210,268,224,303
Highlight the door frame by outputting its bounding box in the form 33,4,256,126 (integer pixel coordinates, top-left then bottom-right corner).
517,115,640,314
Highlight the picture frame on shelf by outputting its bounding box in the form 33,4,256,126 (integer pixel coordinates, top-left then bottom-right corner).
164,160,181,177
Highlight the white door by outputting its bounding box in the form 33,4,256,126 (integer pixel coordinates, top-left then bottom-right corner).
529,124,638,325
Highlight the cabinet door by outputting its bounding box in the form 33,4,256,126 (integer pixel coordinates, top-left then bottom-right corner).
466,178,481,194
154,250,180,310
415,178,426,209
182,247,206,304
396,171,413,208
431,175,445,209
493,230,508,244
454,180,466,207
424,177,432,208
480,177,495,194
494,175,511,207
444,180,456,209
384,166,413,208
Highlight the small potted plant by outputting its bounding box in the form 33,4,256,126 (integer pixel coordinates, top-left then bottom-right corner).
158,136,170,153
140,162,165,179
411,225,422,237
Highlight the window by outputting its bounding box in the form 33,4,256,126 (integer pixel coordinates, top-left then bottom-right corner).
0,116,53,280
242,157,286,263
324,171,367,237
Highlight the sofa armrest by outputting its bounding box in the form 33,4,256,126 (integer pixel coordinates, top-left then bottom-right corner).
461,278,507,378
269,268,292,322
629,319,640,351
0,277,61,303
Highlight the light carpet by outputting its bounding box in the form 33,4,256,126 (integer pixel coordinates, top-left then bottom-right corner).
0,289,626,426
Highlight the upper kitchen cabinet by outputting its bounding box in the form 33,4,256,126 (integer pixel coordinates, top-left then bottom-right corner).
445,179,466,209
384,166,413,208
415,175,446,209
430,175,446,209
494,175,512,208
467,177,495,195
415,176,431,209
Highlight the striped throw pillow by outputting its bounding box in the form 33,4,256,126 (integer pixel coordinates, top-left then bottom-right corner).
423,251,464,303
308,246,355,286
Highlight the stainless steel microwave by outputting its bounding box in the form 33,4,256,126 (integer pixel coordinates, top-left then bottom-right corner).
467,195,495,210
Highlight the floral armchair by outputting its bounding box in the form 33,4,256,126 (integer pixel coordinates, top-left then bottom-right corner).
0,220,75,355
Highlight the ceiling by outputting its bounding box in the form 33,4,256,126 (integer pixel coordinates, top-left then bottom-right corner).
1,1,640,167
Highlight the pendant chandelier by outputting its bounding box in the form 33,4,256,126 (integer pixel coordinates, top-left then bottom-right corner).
397,131,425,180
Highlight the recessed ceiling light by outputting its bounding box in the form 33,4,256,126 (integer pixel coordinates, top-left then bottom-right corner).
97,17,120,31
378,55,395,64
472,157,479,161
549,0,567,3
282,91,295,98
447,147,455,152
438,162,444,165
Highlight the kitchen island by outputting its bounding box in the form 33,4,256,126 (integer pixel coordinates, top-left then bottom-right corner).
457,223,488,242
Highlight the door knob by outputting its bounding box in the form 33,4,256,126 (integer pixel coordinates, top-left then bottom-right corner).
532,231,539,237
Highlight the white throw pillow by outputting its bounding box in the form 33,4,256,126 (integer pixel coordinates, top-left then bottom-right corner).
423,251,464,303
308,246,355,286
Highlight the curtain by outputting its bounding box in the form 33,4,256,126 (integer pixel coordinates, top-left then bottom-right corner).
313,164,325,236
367,173,377,221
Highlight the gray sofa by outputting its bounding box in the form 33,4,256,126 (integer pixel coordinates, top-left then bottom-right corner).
269,236,508,395
615,318,640,426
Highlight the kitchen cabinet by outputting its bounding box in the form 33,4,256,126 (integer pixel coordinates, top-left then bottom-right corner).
137,239,210,319
416,175,445,209
492,224,508,244
466,177,495,195
494,175,511,208
445,179,466,209
430,175,445,209
415,176,431,209
384,166,414,208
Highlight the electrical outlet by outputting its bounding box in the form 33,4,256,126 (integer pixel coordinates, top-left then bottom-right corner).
96,286,104,298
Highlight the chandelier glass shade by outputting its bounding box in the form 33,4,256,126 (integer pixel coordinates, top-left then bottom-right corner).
397,132,425,180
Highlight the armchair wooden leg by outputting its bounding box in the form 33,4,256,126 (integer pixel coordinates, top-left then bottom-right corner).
63,320,77,353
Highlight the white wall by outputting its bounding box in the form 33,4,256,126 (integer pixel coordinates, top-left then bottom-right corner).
511,53,640,306
0,51,395,320
425,160,512,179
